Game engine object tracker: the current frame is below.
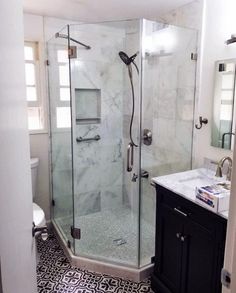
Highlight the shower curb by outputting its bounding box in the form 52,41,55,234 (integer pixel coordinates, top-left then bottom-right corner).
52,220,153,282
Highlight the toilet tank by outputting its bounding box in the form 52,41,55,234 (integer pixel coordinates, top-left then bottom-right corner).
30,158,39,199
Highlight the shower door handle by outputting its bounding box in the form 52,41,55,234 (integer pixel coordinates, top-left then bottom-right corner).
127,143,134,172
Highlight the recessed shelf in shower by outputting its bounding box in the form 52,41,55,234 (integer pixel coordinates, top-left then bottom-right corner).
75,88,101,124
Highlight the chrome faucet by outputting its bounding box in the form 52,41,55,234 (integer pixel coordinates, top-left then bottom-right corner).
215,156,233,181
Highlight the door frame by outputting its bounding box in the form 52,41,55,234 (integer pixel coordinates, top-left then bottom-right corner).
223,141,236,292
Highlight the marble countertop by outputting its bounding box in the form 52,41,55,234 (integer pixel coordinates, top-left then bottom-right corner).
152,168,229,220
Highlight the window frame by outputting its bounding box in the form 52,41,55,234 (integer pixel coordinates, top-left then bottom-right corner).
24,41,47,134
55,47,71,130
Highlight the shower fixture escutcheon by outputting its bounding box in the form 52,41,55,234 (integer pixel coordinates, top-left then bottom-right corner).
143,129,152,145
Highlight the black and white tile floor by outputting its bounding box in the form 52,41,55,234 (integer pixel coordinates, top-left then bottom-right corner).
37,233,154,293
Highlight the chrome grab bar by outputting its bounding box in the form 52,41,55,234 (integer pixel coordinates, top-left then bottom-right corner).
127,143,134,172
76,135,101,143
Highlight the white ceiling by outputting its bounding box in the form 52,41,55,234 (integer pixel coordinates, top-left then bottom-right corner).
23,0,195,22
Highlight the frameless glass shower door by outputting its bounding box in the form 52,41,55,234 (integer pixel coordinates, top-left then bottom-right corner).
140,20,198,266
48,26,75,250
68,20,142,267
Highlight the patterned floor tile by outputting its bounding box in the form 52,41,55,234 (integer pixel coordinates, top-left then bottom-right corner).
37,233,154,293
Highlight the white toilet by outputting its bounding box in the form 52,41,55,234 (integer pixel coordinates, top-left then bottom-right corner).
31,158,46,229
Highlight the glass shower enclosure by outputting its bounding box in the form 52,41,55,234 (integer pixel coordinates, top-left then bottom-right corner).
48,19,197,271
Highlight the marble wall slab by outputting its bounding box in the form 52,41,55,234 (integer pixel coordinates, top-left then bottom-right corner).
69,23,127,217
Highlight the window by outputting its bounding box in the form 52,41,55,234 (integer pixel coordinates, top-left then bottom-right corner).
24,41,44,131
56,49,71,128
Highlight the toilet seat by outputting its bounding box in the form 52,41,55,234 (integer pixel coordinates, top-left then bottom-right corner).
33,203,46,227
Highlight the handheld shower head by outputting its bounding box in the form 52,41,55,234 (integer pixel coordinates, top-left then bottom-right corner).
118,51,139,148
119,51,139,65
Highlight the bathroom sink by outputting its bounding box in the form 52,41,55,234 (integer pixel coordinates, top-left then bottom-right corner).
152,168,230,219
178,175,220,189
152,168,229,202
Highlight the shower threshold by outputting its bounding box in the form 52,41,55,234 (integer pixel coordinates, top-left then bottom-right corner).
52,220,153,282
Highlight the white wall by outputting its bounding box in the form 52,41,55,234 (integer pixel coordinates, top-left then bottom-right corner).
0,1,37,292
24,14,51,221
159,0,203,30
193,0,236,166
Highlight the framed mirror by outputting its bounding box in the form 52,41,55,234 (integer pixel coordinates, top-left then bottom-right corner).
211,59,236,150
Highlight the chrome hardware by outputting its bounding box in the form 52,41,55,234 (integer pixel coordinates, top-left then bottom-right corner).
71,226,81,240
191,53,198,61
32,222,48,241
76,135,101,143
181,235,187,242
143,129,152,145
195,116,208,130
221,268,231,288
55,32,91,50
174,208,188,217
150,181,156,187
127,143,134,172
215,156,233,181
68,46,77,59
141,169,149,179
226,34,236,45
176,233,181,239
132,173,138,182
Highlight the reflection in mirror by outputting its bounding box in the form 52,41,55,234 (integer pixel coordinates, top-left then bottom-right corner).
212,59,236,150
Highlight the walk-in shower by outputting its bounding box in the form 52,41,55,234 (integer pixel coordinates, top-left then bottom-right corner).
47,19,197,280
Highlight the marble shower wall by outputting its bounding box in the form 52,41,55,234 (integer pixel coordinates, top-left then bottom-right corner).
69,23,128,217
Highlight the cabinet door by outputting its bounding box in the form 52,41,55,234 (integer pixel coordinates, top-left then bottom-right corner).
156,205,184,293
181,220,219,293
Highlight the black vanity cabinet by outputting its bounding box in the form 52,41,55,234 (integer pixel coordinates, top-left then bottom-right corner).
151,184,227,293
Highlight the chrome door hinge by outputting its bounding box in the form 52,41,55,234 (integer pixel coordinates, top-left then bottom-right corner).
71,226,81,239
191,53,198,61
46,60,50,66
67,240,71,248
68,46,77,59
52,199,55,206
221,268,231,288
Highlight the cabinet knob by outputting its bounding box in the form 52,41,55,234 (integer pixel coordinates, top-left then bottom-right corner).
181,235,187,242
176,232,181,239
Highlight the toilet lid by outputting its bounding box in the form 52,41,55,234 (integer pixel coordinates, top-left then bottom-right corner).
33,203,46,227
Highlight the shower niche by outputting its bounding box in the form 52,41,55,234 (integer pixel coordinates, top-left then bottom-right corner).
48,19,197,280
75,88,101,124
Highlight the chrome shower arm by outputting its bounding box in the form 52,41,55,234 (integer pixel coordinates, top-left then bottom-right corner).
55,32,91,50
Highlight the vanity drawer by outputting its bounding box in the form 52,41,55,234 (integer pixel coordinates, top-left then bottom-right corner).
156,184,227,239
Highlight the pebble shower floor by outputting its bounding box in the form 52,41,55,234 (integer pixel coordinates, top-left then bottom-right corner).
37,232,154,292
